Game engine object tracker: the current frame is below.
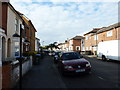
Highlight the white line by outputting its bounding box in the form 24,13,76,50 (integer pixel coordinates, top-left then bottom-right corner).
98,76,104,80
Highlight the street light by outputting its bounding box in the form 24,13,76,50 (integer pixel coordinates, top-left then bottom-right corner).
42,41,44,46
13,24,28,89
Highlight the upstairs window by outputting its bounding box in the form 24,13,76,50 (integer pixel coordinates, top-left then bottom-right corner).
94,35,98,40
107,31,112,37
86,36,88,40
15,18,19,31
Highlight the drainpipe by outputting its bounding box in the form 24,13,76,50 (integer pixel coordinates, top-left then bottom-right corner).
96,33,98,55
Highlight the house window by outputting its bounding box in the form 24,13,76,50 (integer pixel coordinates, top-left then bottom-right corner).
107,31,112,37
69,46,73,50
90,46,92,50
86,36,88,40
69,40,73,45
94,35,98,40
76,46,80,51
15,18,19,31
86,47,88,50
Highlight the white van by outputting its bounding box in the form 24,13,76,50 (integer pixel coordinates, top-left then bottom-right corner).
97,40,120,61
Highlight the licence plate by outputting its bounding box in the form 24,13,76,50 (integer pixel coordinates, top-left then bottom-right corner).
76,69,85,72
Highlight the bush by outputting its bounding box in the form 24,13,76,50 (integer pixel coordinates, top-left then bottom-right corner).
23,51,38,57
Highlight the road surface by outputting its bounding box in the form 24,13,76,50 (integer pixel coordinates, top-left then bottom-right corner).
15,55,120,89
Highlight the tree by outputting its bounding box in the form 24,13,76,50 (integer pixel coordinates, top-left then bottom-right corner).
47,42,59,50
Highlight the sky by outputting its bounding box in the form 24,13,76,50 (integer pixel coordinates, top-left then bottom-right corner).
10,0,119,45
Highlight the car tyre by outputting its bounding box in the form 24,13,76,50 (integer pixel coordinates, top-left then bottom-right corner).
102,55,106,61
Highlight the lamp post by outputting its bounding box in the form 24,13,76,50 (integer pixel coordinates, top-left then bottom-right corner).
13,24,28,89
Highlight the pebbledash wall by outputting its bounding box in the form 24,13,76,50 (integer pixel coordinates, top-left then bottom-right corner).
11,57,33,87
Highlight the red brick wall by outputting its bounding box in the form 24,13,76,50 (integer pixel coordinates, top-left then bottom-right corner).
84,27,119,54
73,39,81,51
0,1,2,28
2,63,12,89
2,3,8,35
97,28,118,42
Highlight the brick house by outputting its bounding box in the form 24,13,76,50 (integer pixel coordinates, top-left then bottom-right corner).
68,36,84,52
16,12,31,52
29,20,37,51
84,22,120,55
97,22,120,42
2,1,25,59
1,1,36,88
17,13,37,52
1,0,24,88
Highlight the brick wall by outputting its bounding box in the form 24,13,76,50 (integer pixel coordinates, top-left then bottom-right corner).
2,2,8,35
97,28,118,42
2,63,12,88
84,26,119,55
73,39,81,51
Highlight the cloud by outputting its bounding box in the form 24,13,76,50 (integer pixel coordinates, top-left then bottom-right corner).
10,1,118,45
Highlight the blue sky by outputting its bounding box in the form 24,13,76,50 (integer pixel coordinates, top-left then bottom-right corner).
11,0,119,45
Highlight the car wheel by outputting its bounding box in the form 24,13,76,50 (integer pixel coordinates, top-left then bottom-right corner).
102,55,106,61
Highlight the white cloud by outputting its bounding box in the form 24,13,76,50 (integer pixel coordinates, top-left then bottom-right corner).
10,1,118,45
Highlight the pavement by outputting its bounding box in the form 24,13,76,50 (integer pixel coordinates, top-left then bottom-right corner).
14,55,67,88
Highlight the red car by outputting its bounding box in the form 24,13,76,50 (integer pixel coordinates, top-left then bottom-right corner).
58,51,91,75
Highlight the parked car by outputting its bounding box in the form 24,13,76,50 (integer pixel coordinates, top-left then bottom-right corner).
58,51,91,75
49,50,55,56
53,51,62,63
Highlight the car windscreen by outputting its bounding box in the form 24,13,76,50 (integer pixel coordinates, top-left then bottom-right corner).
62,52,81,60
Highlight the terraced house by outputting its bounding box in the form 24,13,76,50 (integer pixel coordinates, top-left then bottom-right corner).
57,36,84,52
68,36,84,52
17,12,37,52
1,0,37,89
84,22,120,55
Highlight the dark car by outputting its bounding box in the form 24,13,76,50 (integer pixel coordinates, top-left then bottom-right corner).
58,51,91,75
53,51,62,63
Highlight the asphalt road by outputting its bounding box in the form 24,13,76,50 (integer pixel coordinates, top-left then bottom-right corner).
16,55,120,89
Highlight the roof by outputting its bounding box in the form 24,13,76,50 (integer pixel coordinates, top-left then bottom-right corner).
58,43,65,46
36,37,40,40
71,36,84,40
97,22,120,34
16,11,37,32
84,22,120,36
29,20,37,32
84,28,102,36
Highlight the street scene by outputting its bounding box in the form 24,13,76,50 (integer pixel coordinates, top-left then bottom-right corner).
0,0,120,89
15,54,120,88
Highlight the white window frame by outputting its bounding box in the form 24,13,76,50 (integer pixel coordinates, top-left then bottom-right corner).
90,46,92,50
15,18,19,32
94,35,98,40
107,31,112,37
86,36,88,40
86,47,88,50
69,40,73,45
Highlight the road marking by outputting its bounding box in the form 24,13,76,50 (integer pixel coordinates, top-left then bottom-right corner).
98,76,104,80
